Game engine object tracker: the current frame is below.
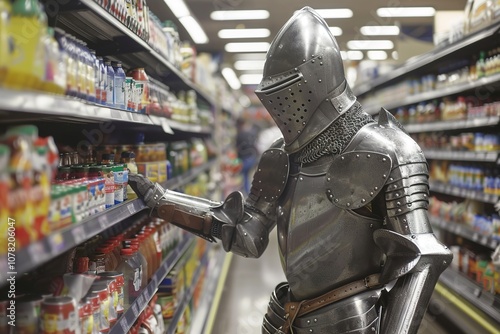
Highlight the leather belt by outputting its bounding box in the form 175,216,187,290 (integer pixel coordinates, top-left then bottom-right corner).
281,273,382,334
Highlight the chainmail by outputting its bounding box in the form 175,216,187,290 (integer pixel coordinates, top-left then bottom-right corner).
298,102,374,164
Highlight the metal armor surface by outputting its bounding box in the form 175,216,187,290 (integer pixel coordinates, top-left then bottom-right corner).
255,7,356,153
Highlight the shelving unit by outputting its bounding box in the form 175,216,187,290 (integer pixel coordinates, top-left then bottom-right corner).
1,1,235,333
356,21,500,332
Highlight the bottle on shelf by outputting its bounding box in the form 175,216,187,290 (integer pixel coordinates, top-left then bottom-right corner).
121,151,138,199
117,246,142,311
113,61,126,109
105,60,115,107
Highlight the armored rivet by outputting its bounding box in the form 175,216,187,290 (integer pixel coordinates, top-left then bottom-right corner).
408,203,412,207
370,224,373,228
309,330,313,333
329,195,333,199
367,154,371,158
304,80,308,83
389,177,393,181
396,202,401,206
356,154,360,158
383,174,387,178
300,177,303,181
259,180,262,183
382,158,387,162
374,186,378,190
327,177,331,181
261,237,264,241
244,232,247,236
370,192,374,196
312,60,315,63
396,193,400,197
303,59,306,62
259,168,262,171
298,130,301,134
394,184,398,189
341,156,345,160
443,261,447,265
424,194,427,197
320,62,323,65
411,235,416,239
335,199,339,203
402,219,407,223
294,68,298,71
318,79,322,83
372,327,376,332
302,121,306,125
307,320,311,324
291,305,295,309
397,209,402,212
347,202,351,207
289,88,292,92
361,199,366,203
314,318,318,322
326,98,329,101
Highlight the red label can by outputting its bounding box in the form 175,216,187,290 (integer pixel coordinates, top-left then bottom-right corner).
40,296,78,334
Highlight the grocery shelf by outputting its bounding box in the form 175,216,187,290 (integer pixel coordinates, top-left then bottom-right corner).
165,244,211,334
429,181,498,204
403,116,500,133
362,72,500,115
52,0,216,108
109,234,195,334
0,159,217,285
430,216,499,250
189,246,227,334
354,22,500,97
424,149,499,163
439,266,500,324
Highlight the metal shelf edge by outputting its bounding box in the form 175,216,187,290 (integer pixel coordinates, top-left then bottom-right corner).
424,150,499,163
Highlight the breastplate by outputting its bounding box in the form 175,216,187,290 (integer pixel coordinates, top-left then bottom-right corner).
277,157,385,301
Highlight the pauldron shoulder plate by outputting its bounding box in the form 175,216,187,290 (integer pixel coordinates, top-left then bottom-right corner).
325,151,392,209
250,146,289,203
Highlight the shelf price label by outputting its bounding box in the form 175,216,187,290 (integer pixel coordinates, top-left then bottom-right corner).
71,225,86,245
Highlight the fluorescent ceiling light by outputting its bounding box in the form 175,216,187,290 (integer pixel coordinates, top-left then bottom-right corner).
377,7,435,17
347,50,363,60
367,50,388,60
295,8,353,18
218,28,271,39
347,40,394,50
392,51,399,60
240,73,263,85
340,51,347,60
164,0,190,18
225,42,270,52
222,67,241,90
234,60,266,71
329,27,343,36
179,16,209,44
234,53,267,60
360,25,400,36
211,10,270,20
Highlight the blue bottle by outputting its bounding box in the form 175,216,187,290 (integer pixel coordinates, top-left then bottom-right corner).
105,60,115,107
113,61,126,110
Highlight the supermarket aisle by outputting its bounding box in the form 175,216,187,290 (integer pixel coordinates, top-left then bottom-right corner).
211,229,451,334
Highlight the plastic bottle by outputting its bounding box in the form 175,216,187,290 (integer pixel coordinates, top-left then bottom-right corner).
105,60,115,107
121,151,138,199
0,0,12,84
86,48,96,102
113,62,126,109
5,0,46,90
124,238,148,288
477,51,486,79
97,56,106,104
90,51,99,103
117,247,142,310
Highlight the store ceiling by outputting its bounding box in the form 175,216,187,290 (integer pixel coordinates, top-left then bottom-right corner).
149,0,469,86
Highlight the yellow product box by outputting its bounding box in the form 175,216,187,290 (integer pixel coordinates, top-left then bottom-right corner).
157,161,167,183
136,162,158,183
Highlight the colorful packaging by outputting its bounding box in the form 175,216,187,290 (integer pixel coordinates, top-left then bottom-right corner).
0,0,11,83
104,166,114,209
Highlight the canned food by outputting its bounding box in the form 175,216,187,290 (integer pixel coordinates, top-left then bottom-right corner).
90,283,110,333
95,277,117,326
79,300,92,334
84,293,100,334
40,296,79,334
98,271,124,315
17,294,43,334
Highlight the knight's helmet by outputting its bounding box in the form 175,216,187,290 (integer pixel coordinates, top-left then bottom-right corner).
255,7,357,153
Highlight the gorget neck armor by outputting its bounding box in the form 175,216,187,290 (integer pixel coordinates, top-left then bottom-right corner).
255,6,356,154
297,102,374,164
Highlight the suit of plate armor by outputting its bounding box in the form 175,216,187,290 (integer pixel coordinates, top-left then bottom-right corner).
129,7,452,334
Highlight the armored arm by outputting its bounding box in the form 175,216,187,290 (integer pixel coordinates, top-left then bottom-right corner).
373,113,452,334
128,141,288,258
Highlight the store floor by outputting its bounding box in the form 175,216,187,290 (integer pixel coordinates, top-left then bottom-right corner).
211,229,451,334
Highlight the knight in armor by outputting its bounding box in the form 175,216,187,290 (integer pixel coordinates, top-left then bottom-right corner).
129,7,452,334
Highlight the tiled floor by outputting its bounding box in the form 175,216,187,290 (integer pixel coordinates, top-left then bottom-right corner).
211,230,450,334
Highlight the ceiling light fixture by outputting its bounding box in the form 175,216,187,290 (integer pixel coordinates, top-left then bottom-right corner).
225,42,270,53
178,16,209,44
163,0,208,44
329,26,343,36
376,7,435,17
218,28,271,39
347,50,363,60
240,73,263,85
211,10,270,20
234,60,266,71
222,67,241,90
367,50,388,60
360,25,400,36
164,0,190,18
234,53,268,60
347,40,394,50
